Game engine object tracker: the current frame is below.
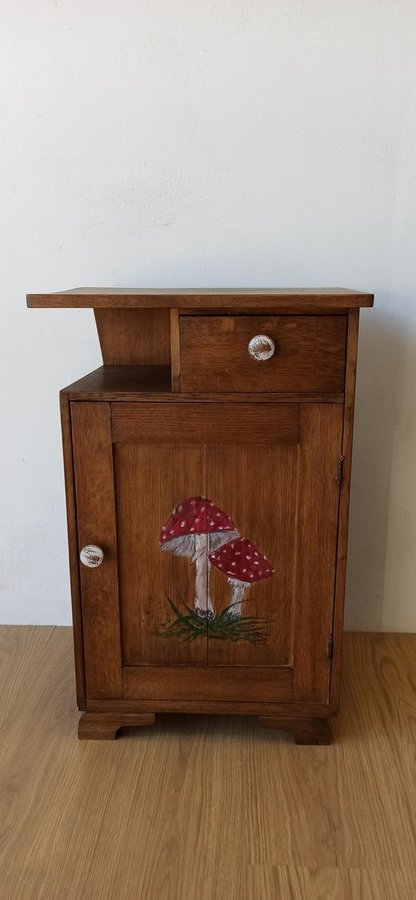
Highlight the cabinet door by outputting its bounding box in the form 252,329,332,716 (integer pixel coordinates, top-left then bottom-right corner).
71,401,342,705
206,404,343,704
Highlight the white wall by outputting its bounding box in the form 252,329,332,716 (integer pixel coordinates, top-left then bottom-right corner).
1,1,415,629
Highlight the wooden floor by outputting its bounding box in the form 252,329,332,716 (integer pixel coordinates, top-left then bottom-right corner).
0,630,415,900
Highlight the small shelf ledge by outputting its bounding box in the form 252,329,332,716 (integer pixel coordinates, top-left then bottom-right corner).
61,365,345,403
61,365,172,398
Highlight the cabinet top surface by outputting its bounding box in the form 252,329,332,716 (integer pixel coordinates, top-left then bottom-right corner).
27,286,374,310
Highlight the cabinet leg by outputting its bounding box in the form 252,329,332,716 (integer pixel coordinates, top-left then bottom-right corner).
78,712,156,740
258,716,331,745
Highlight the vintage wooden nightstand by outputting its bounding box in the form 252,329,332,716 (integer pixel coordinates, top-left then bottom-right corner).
27,288,373,742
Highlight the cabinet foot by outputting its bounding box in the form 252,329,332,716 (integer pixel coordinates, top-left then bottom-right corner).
78,712,156,740
258,716,331,745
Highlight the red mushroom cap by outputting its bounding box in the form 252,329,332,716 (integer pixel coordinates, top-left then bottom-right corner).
208,538,274,584
160,497,239,555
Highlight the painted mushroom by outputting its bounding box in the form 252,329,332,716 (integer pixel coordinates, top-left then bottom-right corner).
159,497,239,616
208,538,274,617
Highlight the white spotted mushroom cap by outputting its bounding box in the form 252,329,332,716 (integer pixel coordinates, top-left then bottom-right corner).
160,497,239,557
208,538,274,585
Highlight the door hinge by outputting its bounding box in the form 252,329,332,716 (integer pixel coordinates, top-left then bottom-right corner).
336,456,344,484
327,636,333,659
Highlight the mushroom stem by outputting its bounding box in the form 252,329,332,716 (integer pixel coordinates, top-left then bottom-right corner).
227,578,250,618
193,534,214,615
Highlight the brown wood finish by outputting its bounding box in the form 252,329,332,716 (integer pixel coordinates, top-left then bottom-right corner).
330,309,360,711
292,404,343,703
180,315,347,393
205,442,299,667
111,401,300,444
27,286,375,308
84,697,334,717
59,393,86,708
78,711,155,740
258,716,331,744
111,402,340,706
94,308,171,365
112,405,296,673
64,365,172,397
114,443,207,666
123,665,293,703
30,287,372,742
61,364,344,403
71,403,123,699
170,307,181,391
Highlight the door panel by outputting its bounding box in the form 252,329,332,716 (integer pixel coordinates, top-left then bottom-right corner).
72,401,342,705
114,443,207,665
206,444,298,667
112,402,301,673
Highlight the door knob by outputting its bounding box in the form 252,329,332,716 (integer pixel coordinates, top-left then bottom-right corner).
248,334,276,361
80,545,105,568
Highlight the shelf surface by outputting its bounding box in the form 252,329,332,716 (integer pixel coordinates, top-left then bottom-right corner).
28,287,374,310
61,366,344,403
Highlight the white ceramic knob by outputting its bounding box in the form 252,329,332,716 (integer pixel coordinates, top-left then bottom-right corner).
248,334,276,361
80,545,104,568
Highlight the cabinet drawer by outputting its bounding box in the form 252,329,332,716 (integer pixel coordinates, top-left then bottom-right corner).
180,315,347,393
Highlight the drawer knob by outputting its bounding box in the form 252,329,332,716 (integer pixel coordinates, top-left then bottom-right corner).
248,334,276,361
80,545,105,568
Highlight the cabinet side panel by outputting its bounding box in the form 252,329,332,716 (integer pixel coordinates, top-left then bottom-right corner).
292,404,343,703
60,393,86,708
71,402,123,699
94,309,171,365
330,309,360,711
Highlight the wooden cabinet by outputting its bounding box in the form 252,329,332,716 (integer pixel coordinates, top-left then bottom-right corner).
28,287,374,742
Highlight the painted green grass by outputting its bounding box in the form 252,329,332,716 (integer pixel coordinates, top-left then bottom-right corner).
156,597,268,643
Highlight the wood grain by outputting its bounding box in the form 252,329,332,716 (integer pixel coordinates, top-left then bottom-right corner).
71,399,343,713
0,629,414,900
84,697,332,717
26,286,375,309
247,866,411,900
94,308,171,365
180,315,347,393
123,665,292,703
170,307,181,391
38,294,370,752
258,716,331,745
113,408,296,673
330,309,360,712
206,443,299,666
61,364,344,402
292,404,343,703
114,443,207,666
71,403,122,699
78,712,155,740
60,393,86,708
111,401,300,444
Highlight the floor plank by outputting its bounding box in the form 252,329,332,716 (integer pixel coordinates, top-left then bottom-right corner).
249,866,411,900
0,628,415,899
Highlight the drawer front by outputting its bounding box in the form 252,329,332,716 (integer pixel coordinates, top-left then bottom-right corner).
180,315,347,393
